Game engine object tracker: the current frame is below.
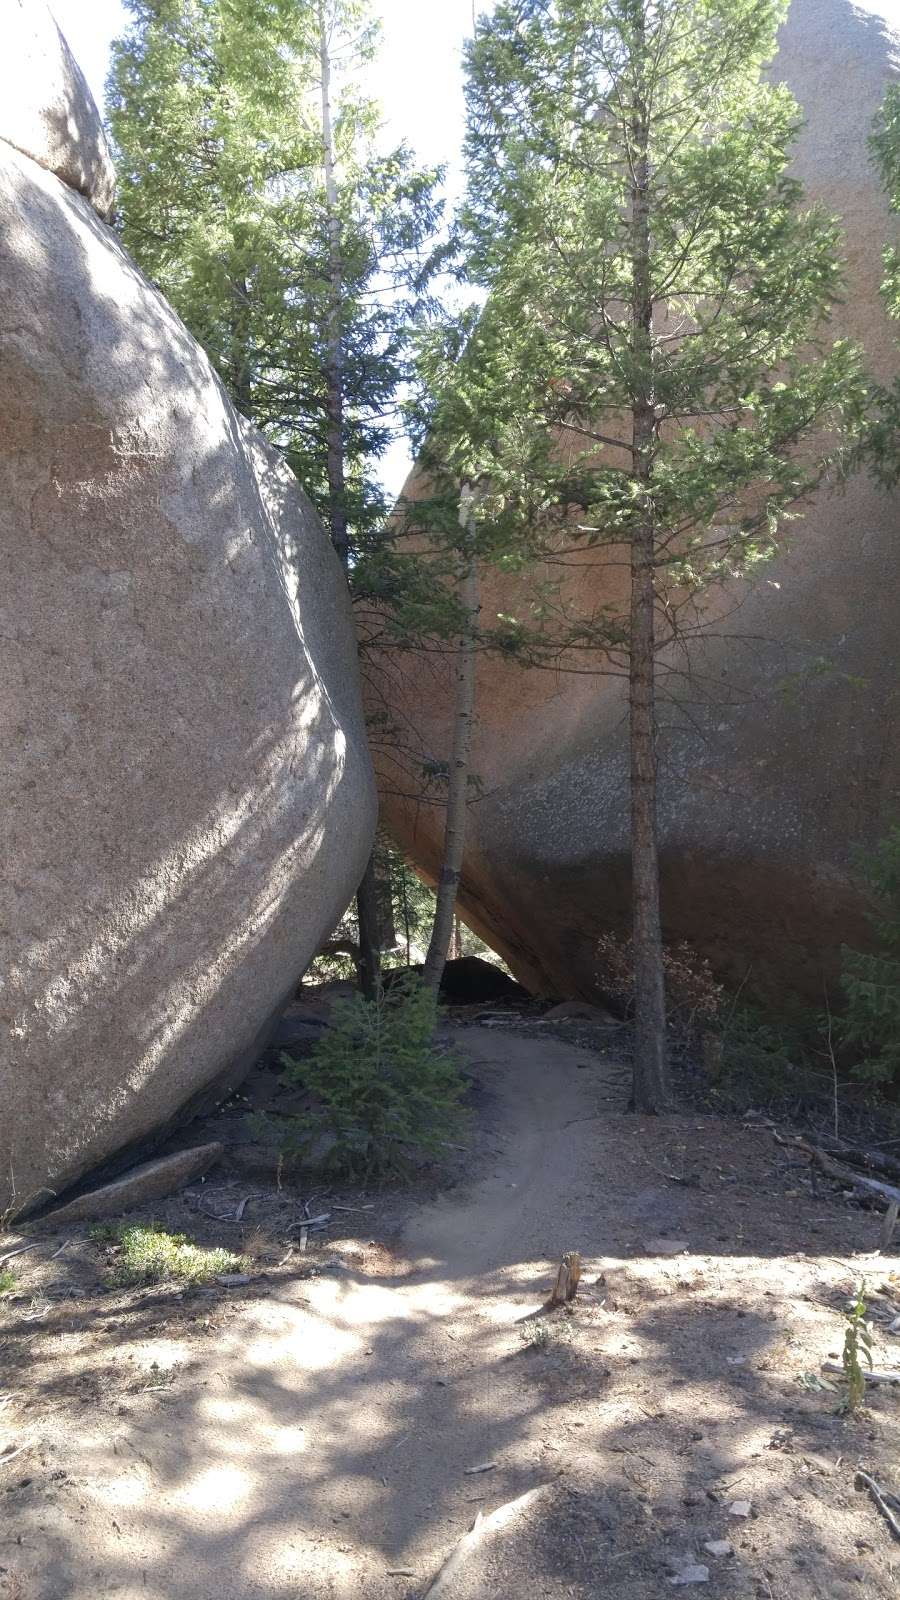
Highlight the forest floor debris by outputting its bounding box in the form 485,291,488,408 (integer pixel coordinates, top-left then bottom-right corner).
0,1024,898,1598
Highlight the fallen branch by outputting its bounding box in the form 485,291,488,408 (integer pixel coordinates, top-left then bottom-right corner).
856,1470,900,1542
423,1485,549,1598
774,1134,900,1210
823,1362,900,1385
0,1244,39,1268
817,1137,900,1185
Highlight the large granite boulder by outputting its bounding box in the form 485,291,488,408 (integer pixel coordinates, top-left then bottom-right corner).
0,1,116,218
0,16,376,1217
373,0,900,1007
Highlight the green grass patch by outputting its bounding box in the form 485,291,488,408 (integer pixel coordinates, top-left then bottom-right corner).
0,1268,16,1297
90,1222,246,1287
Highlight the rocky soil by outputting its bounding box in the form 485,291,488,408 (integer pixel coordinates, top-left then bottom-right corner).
1,1023,898,1599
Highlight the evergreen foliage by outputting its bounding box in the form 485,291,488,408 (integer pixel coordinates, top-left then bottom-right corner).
421,0,866,1108
280,977,466,1181
866,85,900,481
839,825,900,1084
107,0,443,553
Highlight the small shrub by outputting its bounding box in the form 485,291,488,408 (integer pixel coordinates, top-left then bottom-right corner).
0,1268,16,1297
841,1282,874,1413
595,932,723,1034
715,1004,811,1103
90,1222,245,1287
279,975,466,1182
838,825,900,1084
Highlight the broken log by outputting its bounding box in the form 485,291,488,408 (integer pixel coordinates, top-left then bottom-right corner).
774,1134,900,1212
816,1136,900,1186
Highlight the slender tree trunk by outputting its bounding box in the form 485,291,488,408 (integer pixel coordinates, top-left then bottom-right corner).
422,488,480,993
229,274,253,418
628,12,669,1113
401,861,412,965
318,4,380,996
318,6,348,567
356,856,381,1001
375,850,397,951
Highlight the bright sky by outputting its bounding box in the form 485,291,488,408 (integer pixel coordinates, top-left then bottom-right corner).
50,0,479,187
49,0,480,491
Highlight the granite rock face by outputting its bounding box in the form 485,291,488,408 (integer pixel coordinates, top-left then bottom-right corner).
373,0,900,1006
0,25,376,1216
0,1,116,217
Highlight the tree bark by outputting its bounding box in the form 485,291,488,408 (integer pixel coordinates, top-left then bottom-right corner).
422,488,480,993
375,849,397,951
318,4,349,566
228,274,253,418
628,9,669,1113
355,854,381,1001
318,4,380,996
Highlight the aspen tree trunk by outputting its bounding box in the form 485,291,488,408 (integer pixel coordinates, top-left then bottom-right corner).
318,3,380,997
423,488,480,993
628,7,669,1112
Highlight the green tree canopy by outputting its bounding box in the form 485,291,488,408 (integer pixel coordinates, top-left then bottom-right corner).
417,0,866,1106
107,0,443,549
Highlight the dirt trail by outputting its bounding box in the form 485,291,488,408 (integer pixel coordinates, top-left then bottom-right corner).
4,1028,900,1599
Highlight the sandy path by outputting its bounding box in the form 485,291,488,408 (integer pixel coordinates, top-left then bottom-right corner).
9,1026,899,1600
12,1029,605,1599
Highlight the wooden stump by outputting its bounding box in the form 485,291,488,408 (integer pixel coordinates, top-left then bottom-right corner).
550,1250,582,1306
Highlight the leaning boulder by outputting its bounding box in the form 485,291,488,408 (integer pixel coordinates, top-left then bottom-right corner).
0,0,116,217
0,27,376,1218
372,0,900,1007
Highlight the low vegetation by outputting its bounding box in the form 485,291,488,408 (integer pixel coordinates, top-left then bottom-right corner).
90,1222,246,1287
841,1282,874,1413
838,825,900,1085
0,1268,16,1297
278,975,466,1183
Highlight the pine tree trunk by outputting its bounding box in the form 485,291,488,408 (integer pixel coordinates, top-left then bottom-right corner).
401,862,412,965
628,11,669,1113
229,275,253,418
356,855,381,1001
423,490,480,993
318,4,380,995
375,849,397,951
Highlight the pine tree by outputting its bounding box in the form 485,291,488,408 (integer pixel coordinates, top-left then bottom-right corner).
450,0,864,1109
108,0,444,995
108,0,442,560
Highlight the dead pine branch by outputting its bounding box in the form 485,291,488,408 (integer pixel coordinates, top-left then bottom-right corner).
773,1133,900,1232
423,1485,550,1598
856,1471,900,1543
